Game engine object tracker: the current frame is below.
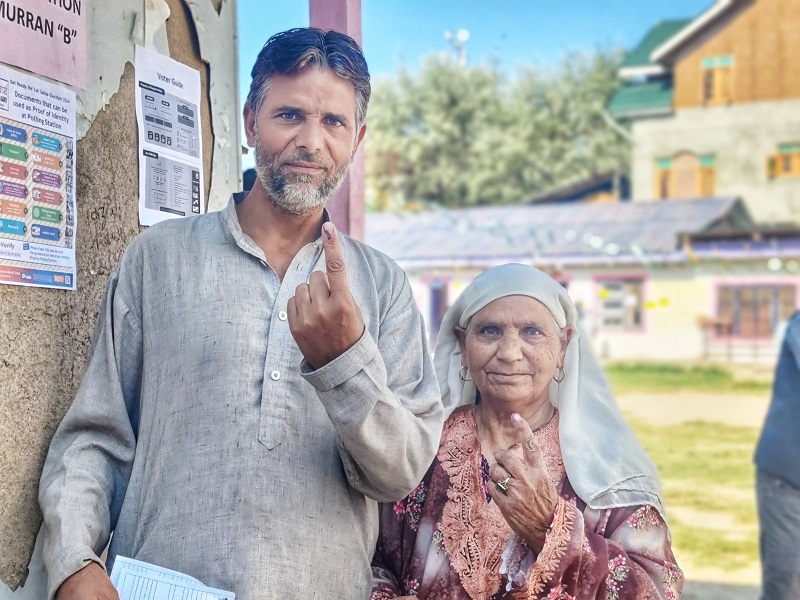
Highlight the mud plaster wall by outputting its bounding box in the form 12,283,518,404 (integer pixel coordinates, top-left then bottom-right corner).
0,0,236,592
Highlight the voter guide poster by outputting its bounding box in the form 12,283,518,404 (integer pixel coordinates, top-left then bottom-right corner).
135,45,204,227
0,63,77,290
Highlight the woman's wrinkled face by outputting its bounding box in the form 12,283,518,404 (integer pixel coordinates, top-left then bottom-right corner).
458,295,571,409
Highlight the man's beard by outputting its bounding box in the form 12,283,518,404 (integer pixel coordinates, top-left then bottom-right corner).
253,142,350,216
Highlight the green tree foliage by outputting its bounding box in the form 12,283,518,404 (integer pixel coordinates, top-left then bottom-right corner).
366,50,629,210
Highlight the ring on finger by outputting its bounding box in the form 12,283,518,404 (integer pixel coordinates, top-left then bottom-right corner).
495,476,511,494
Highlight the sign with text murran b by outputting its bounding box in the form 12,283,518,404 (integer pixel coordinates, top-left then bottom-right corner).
0,0,87,88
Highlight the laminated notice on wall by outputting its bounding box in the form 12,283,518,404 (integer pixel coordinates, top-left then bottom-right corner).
0,64,77,290
0,0,87,88
135,45,204,227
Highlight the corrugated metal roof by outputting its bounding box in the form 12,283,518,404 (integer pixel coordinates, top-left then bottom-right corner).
365,198,748,268
527,171,626,204
620,19,692,69
607,80,673,119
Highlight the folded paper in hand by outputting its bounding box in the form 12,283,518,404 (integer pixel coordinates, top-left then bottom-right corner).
110,556,236,600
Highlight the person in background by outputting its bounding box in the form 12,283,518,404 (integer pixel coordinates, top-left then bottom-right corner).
40,27,443,600
371,263,683,599
242,166,257,192
754,311,800,600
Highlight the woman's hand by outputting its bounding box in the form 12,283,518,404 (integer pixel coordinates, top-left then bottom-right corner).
488,413,559,553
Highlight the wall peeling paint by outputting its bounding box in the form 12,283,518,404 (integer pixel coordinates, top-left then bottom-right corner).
76,0,239,200
185,0,242,210
0,59,143,595
76,1,139,138
144,0,173,52
0,531,45,599
76,0,173,139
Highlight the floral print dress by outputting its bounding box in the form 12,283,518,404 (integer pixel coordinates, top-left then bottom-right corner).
371,406,683,600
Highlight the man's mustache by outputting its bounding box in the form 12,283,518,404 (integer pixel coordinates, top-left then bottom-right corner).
283,150,331,169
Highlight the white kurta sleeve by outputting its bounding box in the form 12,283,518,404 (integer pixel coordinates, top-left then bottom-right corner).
301,279,444,502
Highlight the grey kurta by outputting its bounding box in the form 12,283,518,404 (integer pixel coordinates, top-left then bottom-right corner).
38,195,444,600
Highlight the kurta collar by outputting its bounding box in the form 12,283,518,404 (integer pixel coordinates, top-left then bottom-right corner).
219,193,333,260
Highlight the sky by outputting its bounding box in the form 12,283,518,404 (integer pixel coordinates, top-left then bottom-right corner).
237,0,714,167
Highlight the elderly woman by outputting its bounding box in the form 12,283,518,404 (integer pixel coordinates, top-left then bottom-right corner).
371,264,683,600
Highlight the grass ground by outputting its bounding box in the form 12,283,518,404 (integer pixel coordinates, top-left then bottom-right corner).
628,418,760,576
605,362,772,396
607,362,766,586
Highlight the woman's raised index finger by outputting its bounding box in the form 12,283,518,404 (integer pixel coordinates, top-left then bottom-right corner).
511,413,545,467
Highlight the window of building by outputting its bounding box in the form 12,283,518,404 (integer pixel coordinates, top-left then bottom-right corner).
598,279,644,331
703,70,715,102
767,143,800,178
654,153,715,199
717,284,796,338
673,153,699,198
699,154,716,197
655,158,672,199
701,56,734,104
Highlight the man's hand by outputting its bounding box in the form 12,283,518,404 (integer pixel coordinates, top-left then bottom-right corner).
288,222,365,369
56,562,119,600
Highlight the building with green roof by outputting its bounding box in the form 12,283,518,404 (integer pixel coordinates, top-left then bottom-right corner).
606,0,800,227
607,19,691,120
607,80,673,119
619,19,691,78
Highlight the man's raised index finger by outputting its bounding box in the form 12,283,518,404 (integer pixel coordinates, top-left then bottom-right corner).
322,222,349,293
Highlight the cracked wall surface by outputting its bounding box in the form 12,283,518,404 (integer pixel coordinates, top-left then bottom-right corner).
0,0,239,594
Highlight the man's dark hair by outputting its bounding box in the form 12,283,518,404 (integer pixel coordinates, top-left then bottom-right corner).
245,28,371,129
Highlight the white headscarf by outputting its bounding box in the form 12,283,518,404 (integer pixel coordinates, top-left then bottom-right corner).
433,263,665,515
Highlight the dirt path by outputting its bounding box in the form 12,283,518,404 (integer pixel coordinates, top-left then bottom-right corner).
682,581,759,600
616,391,769,428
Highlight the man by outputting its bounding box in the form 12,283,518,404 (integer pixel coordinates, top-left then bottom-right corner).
40,28,444,600
755,311,800,600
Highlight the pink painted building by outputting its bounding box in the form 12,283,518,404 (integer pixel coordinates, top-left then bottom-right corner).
365,198,800,364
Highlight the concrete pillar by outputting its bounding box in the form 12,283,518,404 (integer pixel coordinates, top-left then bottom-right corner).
309,0,364,240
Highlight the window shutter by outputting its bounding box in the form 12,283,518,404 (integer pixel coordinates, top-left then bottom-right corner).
767,155,777,178
654,159,672,199
699,167,716,197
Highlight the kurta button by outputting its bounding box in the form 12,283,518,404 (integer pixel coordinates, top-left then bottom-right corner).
270,370,281,381
278,310,288,321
